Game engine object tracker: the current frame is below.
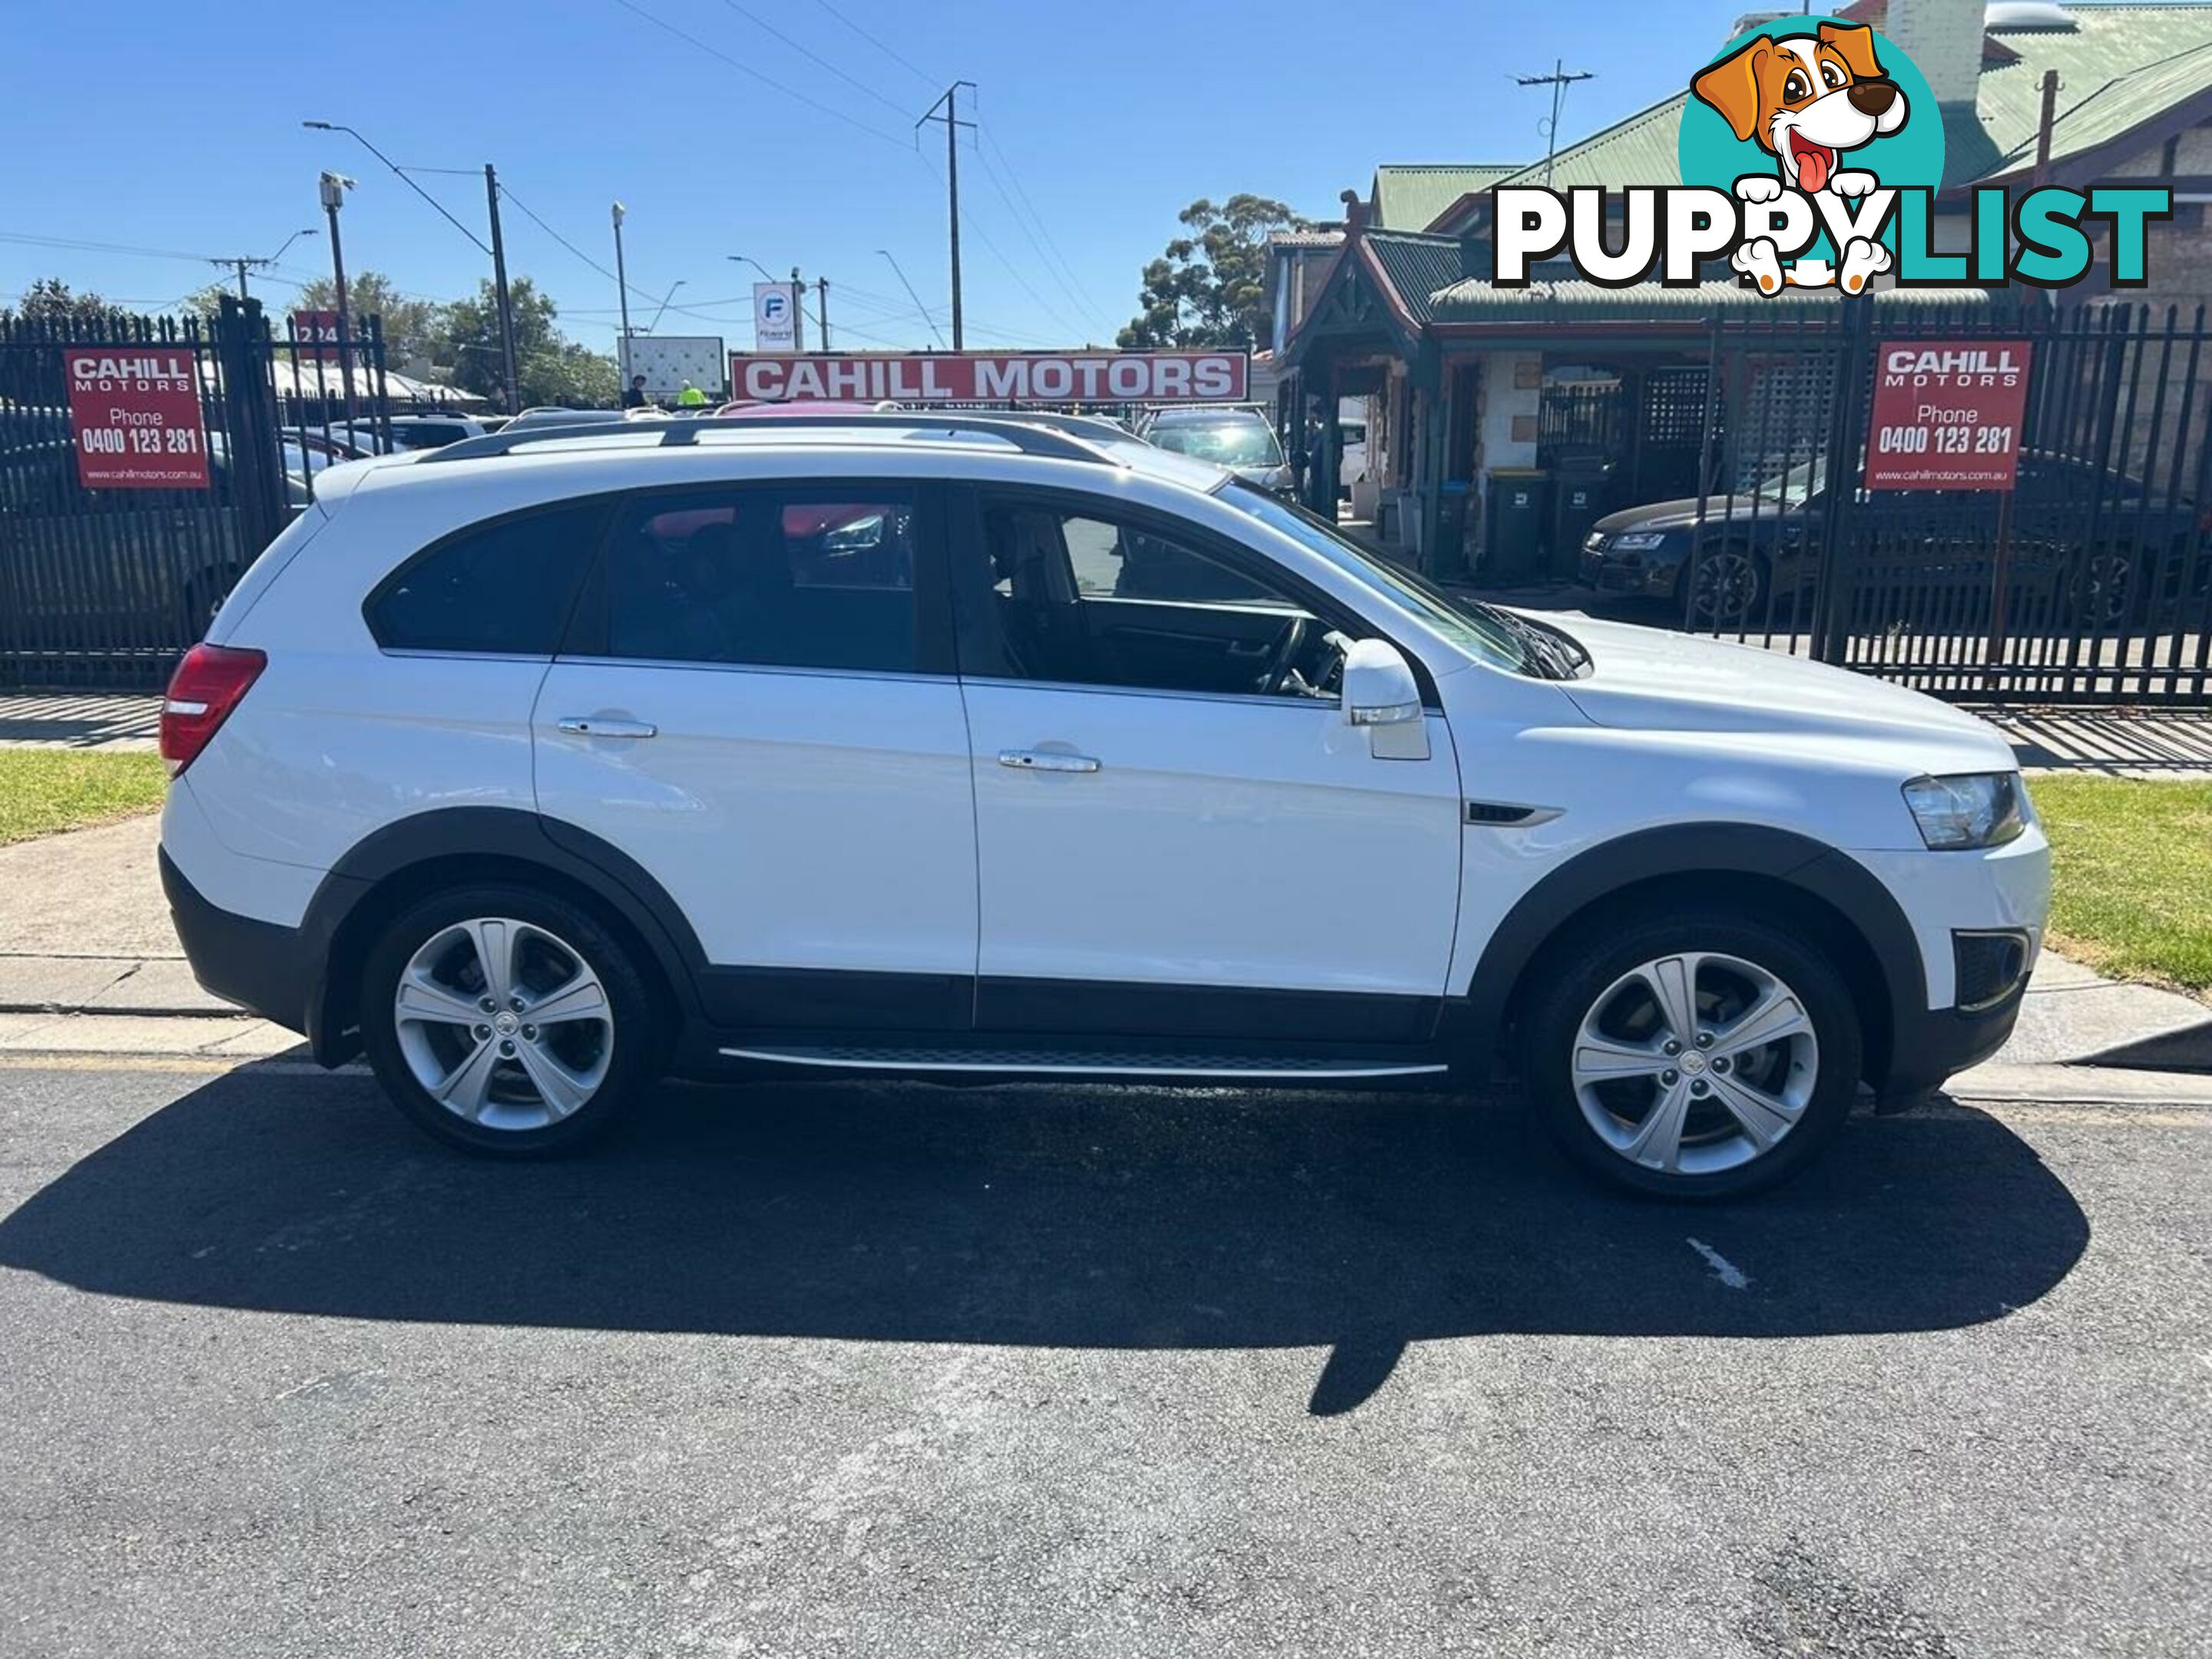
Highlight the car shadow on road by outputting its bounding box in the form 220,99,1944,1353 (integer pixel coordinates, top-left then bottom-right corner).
0,1068,2088,1415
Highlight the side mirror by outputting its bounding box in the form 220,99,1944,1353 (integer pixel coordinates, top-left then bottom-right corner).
1341,638,1429,760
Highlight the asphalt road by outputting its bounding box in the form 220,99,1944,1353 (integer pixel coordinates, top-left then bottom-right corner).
1,1058,2207,1657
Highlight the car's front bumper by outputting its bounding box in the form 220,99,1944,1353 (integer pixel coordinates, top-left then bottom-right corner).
1849,828,2051,1098
1579,545,1681,595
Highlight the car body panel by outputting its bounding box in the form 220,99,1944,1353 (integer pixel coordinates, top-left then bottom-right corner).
530,660,979,979
159,416,2054,1103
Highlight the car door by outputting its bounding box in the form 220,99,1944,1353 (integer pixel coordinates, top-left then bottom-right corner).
952,486,1463,1044
532,478,978,1032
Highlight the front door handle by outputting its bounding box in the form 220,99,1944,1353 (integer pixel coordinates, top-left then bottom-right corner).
998,748,1100,773
557,717,657,740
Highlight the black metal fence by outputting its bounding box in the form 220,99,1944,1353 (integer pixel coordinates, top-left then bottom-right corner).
1678,301,2212,706
0,298,389,690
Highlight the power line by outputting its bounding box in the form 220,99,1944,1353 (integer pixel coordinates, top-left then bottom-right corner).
607,0,906,147
809,0,937,87
0,230,242,264
971,132,1114,337
913,149,1091,344
977,124,1113,327
715,0,909,116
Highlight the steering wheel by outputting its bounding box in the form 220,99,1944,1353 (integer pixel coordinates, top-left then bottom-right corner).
1258,614,1311,696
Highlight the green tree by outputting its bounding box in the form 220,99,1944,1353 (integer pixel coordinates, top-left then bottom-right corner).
443,276,617,408
291,270,448,368
1118,195,1310,349
2,277,129,332
175,280,237,322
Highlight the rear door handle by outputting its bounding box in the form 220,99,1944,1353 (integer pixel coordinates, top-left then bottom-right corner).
557,717,657,739
998,749,1100,773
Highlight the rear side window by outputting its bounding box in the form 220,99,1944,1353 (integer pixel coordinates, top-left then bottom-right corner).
369,500,606,654
599,485,919,673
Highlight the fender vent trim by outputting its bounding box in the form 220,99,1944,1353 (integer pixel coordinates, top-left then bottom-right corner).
1465,800,1561,827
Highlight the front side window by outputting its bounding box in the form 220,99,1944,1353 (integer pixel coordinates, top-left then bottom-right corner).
602,485,918,672
972,495,1343,700
369,500,608,654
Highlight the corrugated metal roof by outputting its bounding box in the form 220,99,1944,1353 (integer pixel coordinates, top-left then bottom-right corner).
1423,278,1995,323
1363,232,1470,324
1470,2,2212,195
1371,164,1522,230
1490,98,1688,194
1979,5,2212,177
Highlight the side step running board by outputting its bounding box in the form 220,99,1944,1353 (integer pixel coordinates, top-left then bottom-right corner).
717,1045,1448,1081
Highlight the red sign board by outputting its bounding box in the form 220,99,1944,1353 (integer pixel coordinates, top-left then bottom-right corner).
290,309,349,362
63,346,210,491
728,349,1249,406
1865,339,2035,492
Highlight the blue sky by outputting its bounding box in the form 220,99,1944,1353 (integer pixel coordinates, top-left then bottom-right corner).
1,0,1735,353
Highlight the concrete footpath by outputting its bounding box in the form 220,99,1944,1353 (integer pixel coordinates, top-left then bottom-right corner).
2,810,2207,1082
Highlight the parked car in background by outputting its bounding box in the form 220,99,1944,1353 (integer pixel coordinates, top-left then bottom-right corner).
1580,451,2210,627
1139,406,1294,495
368,416,490,452
502,407,629,432
0,410,313,657
159,409,2045,1200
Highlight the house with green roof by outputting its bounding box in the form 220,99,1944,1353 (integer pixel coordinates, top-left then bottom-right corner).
1278,0,2212,579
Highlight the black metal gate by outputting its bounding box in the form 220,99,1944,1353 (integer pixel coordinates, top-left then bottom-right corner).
0,298,389,690
1677,301,2212,706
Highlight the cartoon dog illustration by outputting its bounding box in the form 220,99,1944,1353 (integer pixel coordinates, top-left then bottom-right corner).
1690,22,1908,293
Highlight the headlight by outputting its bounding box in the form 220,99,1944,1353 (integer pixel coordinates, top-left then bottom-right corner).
1610,531,1669,551
1902,772,2025,849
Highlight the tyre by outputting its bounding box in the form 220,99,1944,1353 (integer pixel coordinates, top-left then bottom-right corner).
1519,906,1863,1199
1685,546,1767,625
359,883,661,1156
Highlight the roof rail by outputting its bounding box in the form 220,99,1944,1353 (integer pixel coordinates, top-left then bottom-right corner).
417,411,1116,467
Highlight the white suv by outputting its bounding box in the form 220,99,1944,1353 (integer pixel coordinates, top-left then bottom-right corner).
157,413,2048,1197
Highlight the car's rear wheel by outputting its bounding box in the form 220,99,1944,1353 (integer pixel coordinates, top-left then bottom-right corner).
359,883,661,1155
1520,907,1862,1198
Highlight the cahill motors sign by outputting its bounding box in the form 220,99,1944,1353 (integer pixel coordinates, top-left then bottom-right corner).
1865,340,2033,491
730,350,1249,405
63,347,210,490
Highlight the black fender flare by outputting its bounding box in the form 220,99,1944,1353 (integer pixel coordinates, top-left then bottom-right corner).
298,806,710,1063
1451,822,1926,1081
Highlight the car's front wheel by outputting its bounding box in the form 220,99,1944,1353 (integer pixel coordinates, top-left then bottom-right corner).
1684,546,1767,625
1521,907,1862,1198
359,884,661,1155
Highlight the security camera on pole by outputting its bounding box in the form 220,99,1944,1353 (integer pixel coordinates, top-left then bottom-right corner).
318,170,358,426
612,202,634,379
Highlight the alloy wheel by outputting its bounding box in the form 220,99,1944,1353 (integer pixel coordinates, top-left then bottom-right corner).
1568,951,1819,1177
392,917,614,1131
1688,551,1760,623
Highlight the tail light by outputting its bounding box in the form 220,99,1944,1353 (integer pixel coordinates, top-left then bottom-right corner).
160,643,266,776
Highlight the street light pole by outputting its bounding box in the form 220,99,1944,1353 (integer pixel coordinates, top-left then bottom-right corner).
791,266,807,353
207,228,317,301
876,249,945,349
816,276,831,352
303,122,515,410
645,280,687,333
611,202,634,379
318,171,358,426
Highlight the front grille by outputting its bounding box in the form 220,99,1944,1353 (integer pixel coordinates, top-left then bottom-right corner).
1954,929,2032,1012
